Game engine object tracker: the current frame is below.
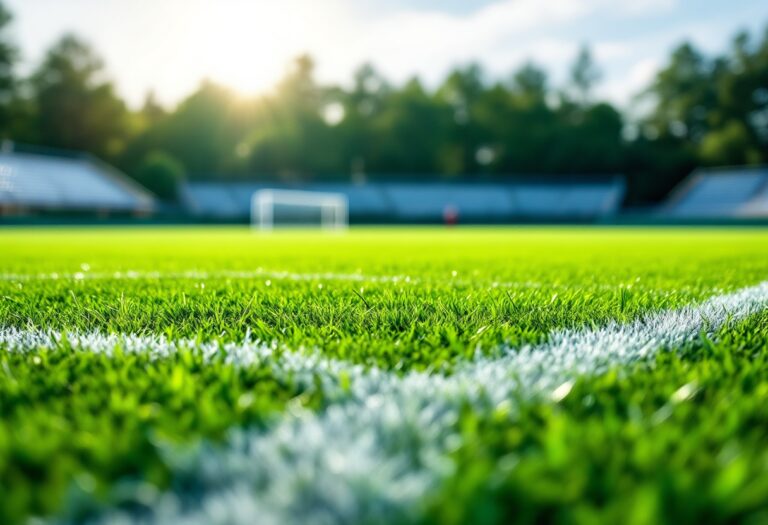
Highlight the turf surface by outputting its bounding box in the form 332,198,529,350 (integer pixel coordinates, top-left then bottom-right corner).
1,227,768,524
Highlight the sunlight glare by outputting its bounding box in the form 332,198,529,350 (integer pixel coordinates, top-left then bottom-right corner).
182,1,322,96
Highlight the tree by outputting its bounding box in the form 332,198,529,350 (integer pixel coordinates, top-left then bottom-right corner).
333,63,390,177
156,80,248,176
489,62,560,173
348,63,389,118
246,55,342,179
436,63,489,174
0,1,17,138
140,91,166,127
710,29,768,164
511,62,548,105
623,134,697,205
645,42,716,143
700,120,761,166
120,80,255,179
366,77,451,174
30,34,129,159
133,150,186,202
569,45,601,105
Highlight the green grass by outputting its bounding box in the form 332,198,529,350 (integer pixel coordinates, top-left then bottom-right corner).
3,227,766,368
429,312,768,525
1,226,768,524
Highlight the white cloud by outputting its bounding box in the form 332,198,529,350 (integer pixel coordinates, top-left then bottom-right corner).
321,0,618,88
598,58,660,108
4,0,756,109
619,0,678,15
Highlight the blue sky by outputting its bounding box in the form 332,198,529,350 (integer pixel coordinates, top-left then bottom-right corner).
4,0,767,108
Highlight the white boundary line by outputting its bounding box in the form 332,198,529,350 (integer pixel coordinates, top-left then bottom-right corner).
126,280,768,525
3,281,768,524
0,269,702,294
0,269,415,285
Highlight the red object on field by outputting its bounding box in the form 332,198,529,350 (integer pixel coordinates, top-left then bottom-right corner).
443,204,459,226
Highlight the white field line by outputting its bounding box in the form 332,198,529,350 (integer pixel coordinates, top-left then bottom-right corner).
0,268,685,293
2,282,767,524
0,269,416,285
0,328,367,404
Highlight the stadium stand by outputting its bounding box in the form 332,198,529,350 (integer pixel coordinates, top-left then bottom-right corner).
0,143,154,216
663,166,768,218
383,183,514,220
182,182,240,218
510,180,624,218
183,182,393,220
738,182,768,217
182,176,625,223
305,184,393,218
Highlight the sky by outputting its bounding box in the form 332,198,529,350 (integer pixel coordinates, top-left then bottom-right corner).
4,0,767,109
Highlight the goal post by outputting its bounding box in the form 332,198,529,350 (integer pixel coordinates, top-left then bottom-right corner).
251,189,349,230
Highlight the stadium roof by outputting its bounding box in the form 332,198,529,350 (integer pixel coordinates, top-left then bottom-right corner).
0,146,154,214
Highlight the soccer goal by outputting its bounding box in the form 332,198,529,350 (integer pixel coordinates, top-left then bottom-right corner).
251,189,348,230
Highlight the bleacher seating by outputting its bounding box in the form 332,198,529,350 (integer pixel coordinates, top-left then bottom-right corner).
182,176,625,222
737,181,768,217
664,167,768,218
310,184,392,218
383,184,514,220
510,181,625,218
0,150,154,214
561,185,623,216
182,182,240,218
183,182,395,219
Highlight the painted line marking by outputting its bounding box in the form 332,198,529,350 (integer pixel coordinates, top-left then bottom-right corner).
0,268,699,294
3,282,768,523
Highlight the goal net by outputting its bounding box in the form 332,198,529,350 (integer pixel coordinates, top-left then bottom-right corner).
251,189,348,230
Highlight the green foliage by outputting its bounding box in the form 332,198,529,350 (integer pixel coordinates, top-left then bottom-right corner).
700,120,762,166
368,78,452,174
632,29,768,200
133,150,186,201
28,34,130,160
570,44,602,105
0,0,767,202
512,62,549,104
646,42,714,144
244,57,343,178
0,1,16,137
121,81,253,179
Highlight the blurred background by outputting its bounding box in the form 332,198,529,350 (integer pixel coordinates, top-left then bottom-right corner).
0,0,766,224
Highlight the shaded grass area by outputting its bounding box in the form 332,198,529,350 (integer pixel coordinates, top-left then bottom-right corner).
1,227,768,524
0,344,326,524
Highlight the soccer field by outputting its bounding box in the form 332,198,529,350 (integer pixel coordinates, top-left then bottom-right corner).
2,227,768,524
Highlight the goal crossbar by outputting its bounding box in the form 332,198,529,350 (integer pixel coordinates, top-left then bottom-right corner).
251,189,348,230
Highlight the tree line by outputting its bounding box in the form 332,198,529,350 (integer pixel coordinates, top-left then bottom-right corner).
0,2,766,205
